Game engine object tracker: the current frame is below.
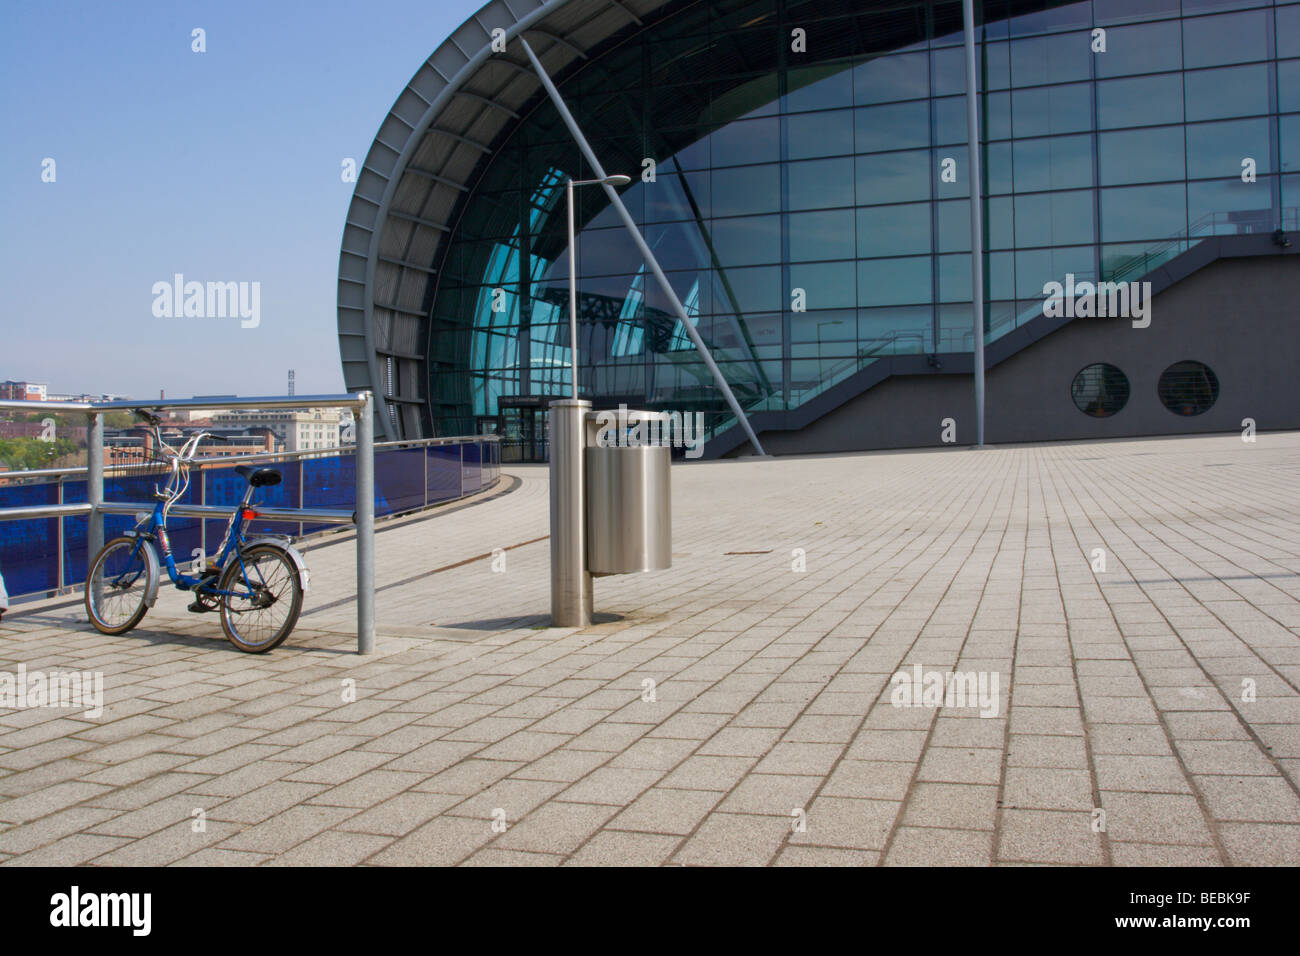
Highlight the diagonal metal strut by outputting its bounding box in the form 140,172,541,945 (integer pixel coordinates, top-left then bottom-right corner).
518,35,767,457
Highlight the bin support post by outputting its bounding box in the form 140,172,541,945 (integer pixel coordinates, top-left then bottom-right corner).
356,392,375,654
550,399,591,627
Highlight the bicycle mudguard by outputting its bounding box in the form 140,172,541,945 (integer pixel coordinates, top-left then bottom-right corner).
120,536,162,608
237,537,311,593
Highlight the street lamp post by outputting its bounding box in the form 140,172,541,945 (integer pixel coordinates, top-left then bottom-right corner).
552,173,630,628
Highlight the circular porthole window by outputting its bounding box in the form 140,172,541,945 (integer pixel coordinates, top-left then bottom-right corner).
1158,361,1219,416
1071,363,1130,417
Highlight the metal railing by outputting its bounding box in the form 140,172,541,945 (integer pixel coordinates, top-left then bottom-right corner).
0,394,395,652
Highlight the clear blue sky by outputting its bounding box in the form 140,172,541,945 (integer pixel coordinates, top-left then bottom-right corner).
1,0,483,400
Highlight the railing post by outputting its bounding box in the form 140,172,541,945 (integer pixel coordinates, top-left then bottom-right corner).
356,392,375,655
86,412,104,570
298,458,305,539
200,468,207,562
56,475,65,595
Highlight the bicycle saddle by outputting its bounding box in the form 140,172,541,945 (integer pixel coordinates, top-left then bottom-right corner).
235,465,282,488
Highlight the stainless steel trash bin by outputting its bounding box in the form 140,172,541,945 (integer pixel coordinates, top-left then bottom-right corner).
585,410,671,576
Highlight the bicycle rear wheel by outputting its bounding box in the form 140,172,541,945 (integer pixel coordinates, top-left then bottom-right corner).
85,537,154,635
218,544,303,653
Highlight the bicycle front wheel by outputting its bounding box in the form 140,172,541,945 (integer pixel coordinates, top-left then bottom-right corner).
218,545,303,653
85,536,155,635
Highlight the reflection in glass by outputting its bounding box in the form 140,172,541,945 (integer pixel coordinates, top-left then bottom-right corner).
1184,64,1269,122
1098,127,1185,186
1072,364,1131,417
1098,74,1184,129
1158,361,1219,416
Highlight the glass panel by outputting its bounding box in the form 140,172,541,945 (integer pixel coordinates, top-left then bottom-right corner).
988,196,1015,250
937,198,972,253
787,109,855,159
1014,190,1095,247
1281,60,1300,115
1092,0,1180,26
1007,2,1092,37
1098,126,1185,185
710,215,781,266
1012,83,1092,137
579,227,641,276
857,203,932,257
1184,64,1270,121
989,252,1016,300
788,209,856,262
985,91,1013,141
788,263,857,310
1187,177,1278,234
1014,245,1095,299
858,305,933,352
711,163,781,217
1284,115,1300,173
644,224,711,272
1098,74,1184,129
933,150,970,200
1014,134,1094,192
1100,183,1187,242
787,157,855,210
1281,6,1300,60
985,41,1011,92
646,170,710,222
853,51,930,105
1186,118,1271,180
1093,20,1183,78
709,117,779,167
1182,9,1270,69
1183,0,1269,12
855,149,931,204
1010,32,1093,88
933,95,968,146
931,46,965,97
937,253,972,302
986,141,1013,194
855,100,931,152
716,266,780,313
857,256,933,306
790,310,855,345
784,64,854,113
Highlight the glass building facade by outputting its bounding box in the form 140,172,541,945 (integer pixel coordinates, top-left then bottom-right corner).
423,0,1300,443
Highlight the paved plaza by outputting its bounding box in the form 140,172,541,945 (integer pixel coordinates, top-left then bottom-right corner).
1,431,1299,866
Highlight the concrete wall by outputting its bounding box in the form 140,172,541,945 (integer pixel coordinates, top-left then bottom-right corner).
758,256,1300,455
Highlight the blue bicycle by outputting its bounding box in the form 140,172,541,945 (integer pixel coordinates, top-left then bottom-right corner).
84,411,310,653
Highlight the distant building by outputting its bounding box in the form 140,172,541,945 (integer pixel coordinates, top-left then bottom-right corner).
46,392,130,403
104,425,279,468
0,382,47,402
210,408,343,452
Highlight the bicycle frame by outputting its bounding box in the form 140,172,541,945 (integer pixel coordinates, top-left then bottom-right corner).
117,426,270,601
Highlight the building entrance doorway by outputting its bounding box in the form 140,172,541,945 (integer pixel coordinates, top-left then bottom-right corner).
498,396,549,462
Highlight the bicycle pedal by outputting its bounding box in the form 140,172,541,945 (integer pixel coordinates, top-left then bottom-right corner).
187,600,214,614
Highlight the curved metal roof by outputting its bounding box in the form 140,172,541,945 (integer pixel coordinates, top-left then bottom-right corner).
337,0,675,440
